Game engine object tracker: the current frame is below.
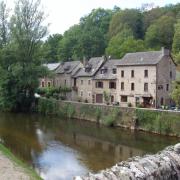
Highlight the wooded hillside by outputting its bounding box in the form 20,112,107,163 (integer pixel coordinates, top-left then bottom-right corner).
42,3,180,64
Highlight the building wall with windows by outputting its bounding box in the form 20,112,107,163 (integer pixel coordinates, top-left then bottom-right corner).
116,66,157,107
156,56,176,107
92,80,118,104
76,77,93,103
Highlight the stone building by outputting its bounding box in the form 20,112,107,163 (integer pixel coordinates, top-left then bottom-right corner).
116,48,176,108
39,48,176,108
73,57,106,103
93,59,119,104
39,63,60,88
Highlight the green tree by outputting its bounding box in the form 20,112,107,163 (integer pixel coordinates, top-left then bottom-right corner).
172,19,180,55
58,25,82,60
171,81,180,107
0,0,48,112
106,28,145,58
145,15,176,49
109,9,143,39
42,34,62,63
58,8,113,60
0,1,9,47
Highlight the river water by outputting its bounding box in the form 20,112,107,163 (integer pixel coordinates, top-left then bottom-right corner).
0,112,179,180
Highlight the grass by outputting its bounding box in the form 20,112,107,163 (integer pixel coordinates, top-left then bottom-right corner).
0,143,41,180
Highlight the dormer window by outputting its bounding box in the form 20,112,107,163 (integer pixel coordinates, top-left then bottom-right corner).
85,64,92,72
64,65,70,71
112,68,117,74
100,67,108,74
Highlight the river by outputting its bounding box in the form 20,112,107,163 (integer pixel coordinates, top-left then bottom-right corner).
0,112,179,180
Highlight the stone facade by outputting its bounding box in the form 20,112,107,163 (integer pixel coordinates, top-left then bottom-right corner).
39,48,176,108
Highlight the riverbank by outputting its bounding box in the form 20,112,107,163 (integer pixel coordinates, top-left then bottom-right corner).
38,98,180,137
0,143,41,180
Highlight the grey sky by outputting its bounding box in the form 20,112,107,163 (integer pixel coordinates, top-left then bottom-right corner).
7,0,180,35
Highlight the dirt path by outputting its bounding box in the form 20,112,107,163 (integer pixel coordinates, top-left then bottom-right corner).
0,151,31,180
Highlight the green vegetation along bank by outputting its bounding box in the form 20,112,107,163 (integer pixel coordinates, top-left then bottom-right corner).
0,143,41,180
38,98,180,137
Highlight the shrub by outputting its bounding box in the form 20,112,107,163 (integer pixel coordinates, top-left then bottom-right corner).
103,108,120,127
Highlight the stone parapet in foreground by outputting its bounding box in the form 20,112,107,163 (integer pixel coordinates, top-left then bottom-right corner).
75,143,180,180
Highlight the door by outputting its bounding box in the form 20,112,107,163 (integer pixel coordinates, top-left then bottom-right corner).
96,94,103,103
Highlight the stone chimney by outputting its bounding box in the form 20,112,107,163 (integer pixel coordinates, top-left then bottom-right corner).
161,47,170,56
83,56,87,66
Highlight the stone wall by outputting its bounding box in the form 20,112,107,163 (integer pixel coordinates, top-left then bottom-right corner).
74,143,180,180
38,99,180,136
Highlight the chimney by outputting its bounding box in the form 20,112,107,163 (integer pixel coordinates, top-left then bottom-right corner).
161,47,170,56
83,56,87,66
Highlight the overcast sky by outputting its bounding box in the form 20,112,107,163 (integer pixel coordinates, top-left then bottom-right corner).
7,0,180,35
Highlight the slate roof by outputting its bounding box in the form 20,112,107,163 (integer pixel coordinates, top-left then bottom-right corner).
94,60,119,80
43,63,61,71
55,61,82,75
74,57,105,77
116,51,164,66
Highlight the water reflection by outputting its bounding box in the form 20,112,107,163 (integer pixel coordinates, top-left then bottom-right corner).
0,112,179,179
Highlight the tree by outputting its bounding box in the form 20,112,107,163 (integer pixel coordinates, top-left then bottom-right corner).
109,9,143,39
145,15,176,49
171,81,180,107
106,28,145,58
0,0,48,112
0,1,9,47
58,25,82,60
172,19,180,55
42,34,62,63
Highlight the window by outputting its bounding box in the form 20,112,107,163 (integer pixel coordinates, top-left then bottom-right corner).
80,91,83,97
158,85,163,90
144,83,148,92
81,80,83,85
131,70,134,78
109,82,116,89
88,92,91,97
144,70,148,77
64,79,67,85
121,96,127,102
88,80,91,85
170,71,172,78
41,81,45,87
121,70,124,77
96,81,103,88
112,68,117,74
131,83,135,91
100,68,107,74
48,82,51,87
166,84,169,91
121,82,124,91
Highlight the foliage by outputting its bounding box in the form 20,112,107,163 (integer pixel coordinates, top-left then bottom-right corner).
109,9,143,39
36,86,71,99
103,91,110,104
103,108,120,127
136,109,180,136
171,80,180,107
42,34,63,63
172,19,180,64
106,30,146,58
0,0,48,112
145,15,176,49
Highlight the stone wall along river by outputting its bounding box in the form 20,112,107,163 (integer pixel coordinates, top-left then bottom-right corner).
75,143,180,180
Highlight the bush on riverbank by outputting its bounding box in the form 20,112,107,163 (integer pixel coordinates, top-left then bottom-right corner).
136,109,180,136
